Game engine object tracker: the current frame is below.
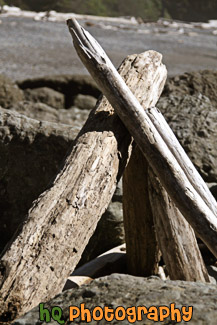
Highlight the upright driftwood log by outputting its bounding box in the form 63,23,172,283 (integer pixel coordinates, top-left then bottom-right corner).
123,111,211,280
148,169,210,282
67,19,217,260
0,51,167,321
123,146,160,276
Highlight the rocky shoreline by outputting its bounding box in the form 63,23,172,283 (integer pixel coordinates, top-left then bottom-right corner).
0,14,217,80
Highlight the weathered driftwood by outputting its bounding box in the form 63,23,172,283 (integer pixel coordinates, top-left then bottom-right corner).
64,244,126,290
123,146,160,276
146,107,217,216
64,243,167,291
67,19,217,258
0,51,167,321
0,107,78,253
148,169,210,282
123,107,213,280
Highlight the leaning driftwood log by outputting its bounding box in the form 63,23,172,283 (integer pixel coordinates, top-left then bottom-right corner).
146,107,214,281
67,19,217,258
146,107,217,216
148,169,210,282
123,112,211,280
0,52,166,321
0,107,78,253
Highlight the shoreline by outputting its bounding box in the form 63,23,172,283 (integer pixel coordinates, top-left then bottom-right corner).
0,13,217,81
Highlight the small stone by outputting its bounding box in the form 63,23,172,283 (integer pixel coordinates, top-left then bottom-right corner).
73,94,97,110
24,87,65,110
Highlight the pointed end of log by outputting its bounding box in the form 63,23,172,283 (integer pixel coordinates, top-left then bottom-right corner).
67,18,110,66
67,18,80,34
67,18,82,43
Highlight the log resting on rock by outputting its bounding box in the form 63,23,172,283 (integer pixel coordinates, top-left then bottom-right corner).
0,49,167,322
0,107,78,254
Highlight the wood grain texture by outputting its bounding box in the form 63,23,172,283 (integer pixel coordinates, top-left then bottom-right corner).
67,19,217,259
0,50,166,322
64,244,126,290
123,146,160,276
146,107,217,216
148,169,210,282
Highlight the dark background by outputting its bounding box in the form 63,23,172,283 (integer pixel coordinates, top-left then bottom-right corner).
2,0,217,22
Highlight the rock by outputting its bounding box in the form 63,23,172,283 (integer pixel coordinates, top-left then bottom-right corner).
158,94,217,182
7,101,90,133
0,74,24,108
14,274,217,324
8,101,62,122
163,70,217,108
17,74,101,108
24,87,65,109
73,94,97,110
0,107,77,253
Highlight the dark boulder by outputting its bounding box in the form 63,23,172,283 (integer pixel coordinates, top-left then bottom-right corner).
73,94,97,110
24,87,65,110
0,74,24,108
7,101,90,132
209,183,217,201
158,94,217,183
163,70,217,108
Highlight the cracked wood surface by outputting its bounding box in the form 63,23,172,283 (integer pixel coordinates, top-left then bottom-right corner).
148,169,210,282
67,18,217,260
123,108,212,281
123,146,161,277
0,49,166,322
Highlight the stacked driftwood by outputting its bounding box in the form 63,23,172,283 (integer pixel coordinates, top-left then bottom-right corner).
0,19,217,323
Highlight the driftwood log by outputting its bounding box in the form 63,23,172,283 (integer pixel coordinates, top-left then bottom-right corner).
67,19,217,259
123,114,210,280
148,169,210,282
123,147,160,276
64,243,167,290
0,50,166,321
0,107,78,253
146,107,217,216
64,244,126,290
146,107,213,281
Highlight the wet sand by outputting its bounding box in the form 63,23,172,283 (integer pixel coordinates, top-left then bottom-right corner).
0,16,217,80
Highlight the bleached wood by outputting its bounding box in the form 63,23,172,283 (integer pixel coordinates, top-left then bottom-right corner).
67,18,217,258
148,169,210,282
146,107,217,216
64,244,126,290
0,50,166,322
